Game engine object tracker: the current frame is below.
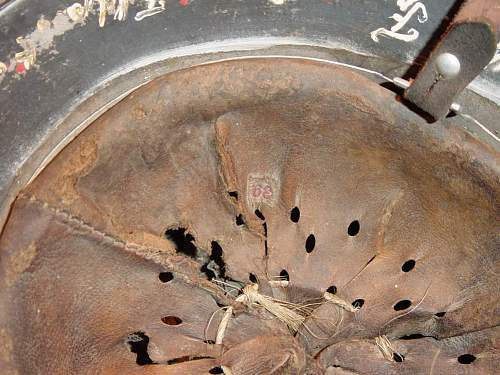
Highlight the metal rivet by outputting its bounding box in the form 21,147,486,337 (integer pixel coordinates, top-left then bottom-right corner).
450,103,461,113
436,53,461,79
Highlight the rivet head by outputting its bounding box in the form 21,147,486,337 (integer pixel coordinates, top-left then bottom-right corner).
436,53,461,79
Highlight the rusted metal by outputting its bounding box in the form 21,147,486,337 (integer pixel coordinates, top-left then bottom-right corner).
0,58,499,374
405,0,500,120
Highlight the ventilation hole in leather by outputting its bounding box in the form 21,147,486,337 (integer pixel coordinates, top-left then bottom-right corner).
394,300,412,311
352,299,364,308
290,207,300,223
305,234,316,253
393,353,405,362
209,367,224,374
249,273,258,283
457,354,476,364
435,311,446,317
228,191,238,200
126,332,154,365
280,269,290,281
255,209,265,220
400,334,424,340
347,220,360,236
161,316,183,325
236,214,245,226
326,285,337,294
401,259,416,272
158,272,173,283
165,228,197,258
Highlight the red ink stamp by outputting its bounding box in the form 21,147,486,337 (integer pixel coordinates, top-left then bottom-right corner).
247,174,279,207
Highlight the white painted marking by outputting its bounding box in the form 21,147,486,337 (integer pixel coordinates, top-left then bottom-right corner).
371,1,428,43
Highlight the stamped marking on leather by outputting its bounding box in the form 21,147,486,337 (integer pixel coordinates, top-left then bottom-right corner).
247,174,279,208
371,0,428,43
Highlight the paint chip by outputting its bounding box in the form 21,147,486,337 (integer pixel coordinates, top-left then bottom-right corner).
15,62,26,74
66,3,86,23
36,18,52,32
135,0,166,21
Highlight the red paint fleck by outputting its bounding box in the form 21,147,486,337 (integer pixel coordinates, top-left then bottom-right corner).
179,0,189,6
15,62,26,74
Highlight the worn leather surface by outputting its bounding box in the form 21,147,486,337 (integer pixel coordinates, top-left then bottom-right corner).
0,59,499,374
319,326,500,374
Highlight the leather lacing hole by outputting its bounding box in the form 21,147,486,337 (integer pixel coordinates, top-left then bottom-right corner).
393,353,405,362
401,259,416,272
279,269,290,281
305,234,315,253
394,300,412,311
161,316,183,325
158,272,174,283
290,207,300,223
347,220,360,236
352,299,364,309
326,285,337,294
235,214,245,226
254,209,265,220
457,354,476,364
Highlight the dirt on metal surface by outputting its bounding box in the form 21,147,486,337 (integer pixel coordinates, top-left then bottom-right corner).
0,58,499,374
